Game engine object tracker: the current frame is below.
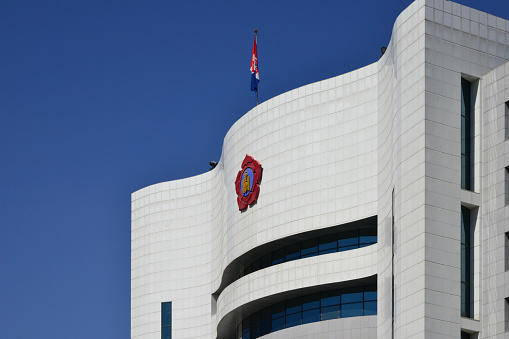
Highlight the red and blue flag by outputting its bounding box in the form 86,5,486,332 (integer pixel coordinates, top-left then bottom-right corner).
250,36,259,92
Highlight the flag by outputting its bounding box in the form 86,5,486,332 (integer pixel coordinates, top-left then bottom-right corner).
250,36,259,92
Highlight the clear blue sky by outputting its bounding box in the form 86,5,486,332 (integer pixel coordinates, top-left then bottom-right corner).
1,1,507,338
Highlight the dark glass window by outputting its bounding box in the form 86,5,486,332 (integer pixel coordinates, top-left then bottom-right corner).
286,243,301,262
319,234,338,254
260,308,271,335
461,331,470,339
286,298,302,315
272,302,285,320
461,77,472,191
302,293,320,310
272,248,285,265
250,313,260,338
364,301,377,315
321,305,340,320
260,254,271,269
302,309,320,324
342,287,363,303
461,206,472,318
251,259,260,272
161,302,172,339
338,231,358,250
342,302,363,318
359,228,377,246
239,285,376,338
242,317,250,339
301,238,318,258
238,217,378,278
321,290,340,307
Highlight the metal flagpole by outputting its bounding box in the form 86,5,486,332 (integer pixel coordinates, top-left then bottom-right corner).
255,28,258,106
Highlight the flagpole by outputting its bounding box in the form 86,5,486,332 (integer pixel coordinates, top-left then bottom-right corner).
255,28,258,106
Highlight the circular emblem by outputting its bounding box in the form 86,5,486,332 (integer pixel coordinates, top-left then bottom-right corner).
235,155,262,211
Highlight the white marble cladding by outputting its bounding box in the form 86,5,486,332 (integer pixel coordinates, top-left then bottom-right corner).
131,0,509,338
481,61,509,337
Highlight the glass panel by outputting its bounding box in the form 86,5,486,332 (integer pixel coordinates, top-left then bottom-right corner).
161,302,172,327
251,259,260,272
272,302,285,319
250,324,260,339
359,228,377,245
342,287,363,303
271,316,285,332
242,317,250,338
321,305,340,320
250,312,260,328
364,301,377,315
321,290,340,307
364,287,377,301
342,302,364,318
301,238,318,258
302,309,320,324
161,326,172,339
319,234,337,254
260,308,271,336
286,312,301,328
272,248,285,265
260,254,271,269
286,243,301,262
338,231,358,248
302,293,320,310
286,297,301,315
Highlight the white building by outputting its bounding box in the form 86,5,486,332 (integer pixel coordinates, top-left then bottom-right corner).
131,0,509,338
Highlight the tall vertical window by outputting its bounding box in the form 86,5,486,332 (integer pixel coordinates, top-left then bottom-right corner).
505,167,509,206
461,206,472,318
505,297,509,331
505,101,509,140
162,302,172,339
461,77,472,191
506,232,509,271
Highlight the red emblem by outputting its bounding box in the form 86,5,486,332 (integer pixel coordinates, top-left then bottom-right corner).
235,155,262,211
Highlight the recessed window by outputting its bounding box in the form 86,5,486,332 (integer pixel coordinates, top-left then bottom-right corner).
506,232,509,272
161,302,172,339
505,167,509,206
505,101,509,140
461,77,473,191
506,297,509,331
461,206,472,318
236,285,376,338
239,221,377,279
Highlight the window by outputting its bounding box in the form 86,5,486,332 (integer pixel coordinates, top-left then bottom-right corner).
161,302,172,339
505,297,509,331
506,232,509,271
505,101,509,140
239,217,377,278
505,167,509,206
461,77,472,191
461,206,472,318
236,285,376,338
461,331,470,339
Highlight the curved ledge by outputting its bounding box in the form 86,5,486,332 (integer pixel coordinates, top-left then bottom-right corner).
215,245,377,337
213,217,377,297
